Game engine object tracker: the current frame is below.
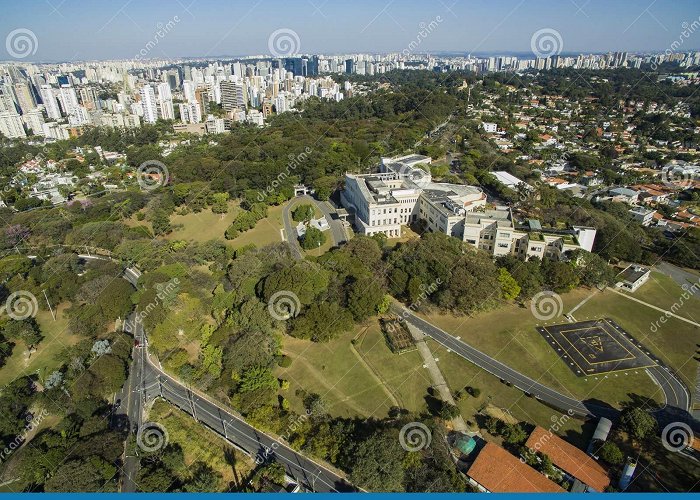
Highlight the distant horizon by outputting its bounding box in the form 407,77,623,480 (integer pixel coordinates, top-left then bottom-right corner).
4,48,700,66
2,0,699,63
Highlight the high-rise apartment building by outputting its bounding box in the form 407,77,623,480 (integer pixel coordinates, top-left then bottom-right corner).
59,84,79,116
0,111,26,138
13,82,36,114
219,81,246,110
39,85,61,119
139,85,158,123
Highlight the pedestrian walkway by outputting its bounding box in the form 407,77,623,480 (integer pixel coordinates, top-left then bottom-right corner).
405,323,469,433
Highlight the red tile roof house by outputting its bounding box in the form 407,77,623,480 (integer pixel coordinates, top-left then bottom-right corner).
526,426,611,492
467,442,565,493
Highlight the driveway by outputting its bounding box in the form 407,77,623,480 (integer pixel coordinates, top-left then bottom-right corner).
282,195,347,260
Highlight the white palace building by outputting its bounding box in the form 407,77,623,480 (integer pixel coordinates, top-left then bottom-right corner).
341,154,596,261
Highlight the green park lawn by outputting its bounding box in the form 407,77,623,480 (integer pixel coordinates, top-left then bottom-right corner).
619,270,700,322
276,324,404,419
226,204,285,250
353,320,432,414
164,200,242,243
278,316,603,440
419,288,666,409
148,399,255,489
0,303,80,387
128,202,284,251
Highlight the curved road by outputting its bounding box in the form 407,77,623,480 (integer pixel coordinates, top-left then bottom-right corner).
391,304,692,424
282,195,347,260
117,308,355,492
139,357,355,492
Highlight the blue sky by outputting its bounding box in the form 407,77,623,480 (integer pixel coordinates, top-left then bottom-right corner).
1,0,699,61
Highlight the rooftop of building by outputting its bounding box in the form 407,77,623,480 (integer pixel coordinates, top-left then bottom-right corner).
525,426,610,492
610,187,639,197
468,442,565,493
629,206,655,216
617,264,650,284
464,208,513,226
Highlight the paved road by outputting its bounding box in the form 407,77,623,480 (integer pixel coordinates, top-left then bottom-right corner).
281,195,347,260
140,359,355,492
654,261,700,293
391,304,617,419
118,314,146,492
391,304,695,426
646,365,693,427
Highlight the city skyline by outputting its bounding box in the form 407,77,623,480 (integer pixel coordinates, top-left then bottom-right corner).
1,0,700,62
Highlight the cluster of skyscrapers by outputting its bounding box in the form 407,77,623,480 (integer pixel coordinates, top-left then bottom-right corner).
0,50,698,140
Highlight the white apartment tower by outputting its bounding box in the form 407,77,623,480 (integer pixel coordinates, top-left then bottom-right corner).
40,85,61,119
139,85,158,124
59,85,79,116
0,111,26,138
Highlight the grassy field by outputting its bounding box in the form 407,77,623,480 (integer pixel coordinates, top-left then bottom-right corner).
148,399,255,489
619,271,700,322
127,202,285,251
227,204,285,250
0,303,79,387
353,320,432,414
276,324,403,419
165,201,242,243
419,288,665,409
277,315,612,442
574,288,700,388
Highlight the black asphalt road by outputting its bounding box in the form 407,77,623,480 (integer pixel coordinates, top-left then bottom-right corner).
393,305,698,429
140,359,355,493
646,365,692,427
118,313,146,492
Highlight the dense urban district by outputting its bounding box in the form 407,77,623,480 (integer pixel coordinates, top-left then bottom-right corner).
0,51,698,493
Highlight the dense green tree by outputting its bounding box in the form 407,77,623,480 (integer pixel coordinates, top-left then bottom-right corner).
349,430,406,492
2,318,42,346
183,462,223,492
438,402,461,420
348,276,385,322
498,267,521,300
44,458,115,492
569,249,616,287
292,204,315,222
598,441,624,465
291,302,353,342
301,226,326,250
262,261,330,306
237,366,278,393
210,192,229,214
620,407,657,440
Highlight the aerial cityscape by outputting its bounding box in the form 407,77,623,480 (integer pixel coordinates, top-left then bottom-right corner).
0,0,699,494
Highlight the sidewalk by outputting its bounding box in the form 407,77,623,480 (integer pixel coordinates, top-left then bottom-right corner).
405,323,469,433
